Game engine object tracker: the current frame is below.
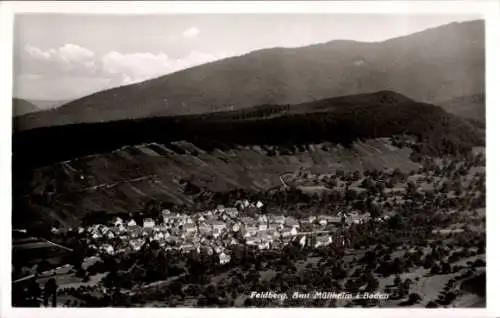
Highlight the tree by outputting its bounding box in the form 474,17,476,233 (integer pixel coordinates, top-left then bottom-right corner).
365,273,380,292
43,278,58,307
408,293,422,305
403,278,412,290
441,262,451,274
430,263,441,275
394,275,402,286
37,260,52,274
26,278,41,307
388,214,403,230
426,301,438,308
244,297,254,307
361,177,374,189
406,181,418,196
375,181,386,194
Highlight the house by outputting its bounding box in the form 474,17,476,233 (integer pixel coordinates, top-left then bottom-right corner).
202,210,213,217
216,205,226,213
230,238,239,245
282,227,298,237
235,199,250,210
130,239,144,251
308,216,317,223
198,220,211,230
100,227,110,235
269,215,285,224
116,224,126,233
180,244,195,253
226,207,239,217
432,228,465,235
153,224,165,232
267,223,281,231
198,226,212,236
167,214,187,227
165,235,179,245
299,235,307,248
209,245,220,254
153,232,165,240
258,222,268,231
232,223,241,232
241,216,255,224
318,216,328,226
143,218,155,228
128,225,141,235
244,224,258,237
163,216,173,225
257,215,268,224
326,215,342,224
141,228,154,237
285,217,300,229
85,225,95,234
77,227,85,234
211,221,226,232
242,200,250,208
127,219,137,227
184,223,197,234
360,212,371,223
246,237,259,246
100,244,114,255
112,217,123,227
266,229,281,238
219,252,231,265
256,201,264,209
106,231,115,239
258,241,270,250
349,211,370,224
315,235,333,248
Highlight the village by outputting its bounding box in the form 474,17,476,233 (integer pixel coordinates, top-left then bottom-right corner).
51,199,377,265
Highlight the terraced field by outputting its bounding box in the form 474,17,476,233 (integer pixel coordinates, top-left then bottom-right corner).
15,138,420,227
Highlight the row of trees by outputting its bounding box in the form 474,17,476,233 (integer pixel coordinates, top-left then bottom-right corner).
12,278,58,307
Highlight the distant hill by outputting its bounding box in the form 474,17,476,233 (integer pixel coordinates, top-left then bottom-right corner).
438,93,485,123
12,98,39,117
27,99,72,110
12,91,484,228
15,19,485,131
12,91,484,169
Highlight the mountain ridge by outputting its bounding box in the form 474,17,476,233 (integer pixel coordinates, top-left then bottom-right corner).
12,98,39,117
12,90,484,228
438,93,485,123
13,91,483,170
15,19,485,131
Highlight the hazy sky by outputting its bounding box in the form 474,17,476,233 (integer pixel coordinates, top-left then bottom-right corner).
13,14,482,101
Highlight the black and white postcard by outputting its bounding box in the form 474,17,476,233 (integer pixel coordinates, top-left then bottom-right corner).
1,1,498,318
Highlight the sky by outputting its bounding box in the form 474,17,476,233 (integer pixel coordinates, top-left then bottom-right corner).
13,14,482,102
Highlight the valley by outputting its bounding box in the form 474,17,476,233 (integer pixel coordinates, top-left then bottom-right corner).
10,16,487,309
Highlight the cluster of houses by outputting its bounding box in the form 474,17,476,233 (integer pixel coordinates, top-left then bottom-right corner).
53,199,375,265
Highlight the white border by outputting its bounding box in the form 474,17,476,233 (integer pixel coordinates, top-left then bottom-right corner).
1,1,499,318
